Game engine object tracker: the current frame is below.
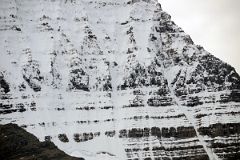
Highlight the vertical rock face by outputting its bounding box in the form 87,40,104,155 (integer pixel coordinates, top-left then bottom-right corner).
0,0,240,160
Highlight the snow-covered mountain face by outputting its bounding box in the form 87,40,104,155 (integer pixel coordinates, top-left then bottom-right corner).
0,0,240,159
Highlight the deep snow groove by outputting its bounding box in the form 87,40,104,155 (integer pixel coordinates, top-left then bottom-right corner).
164,71,220,160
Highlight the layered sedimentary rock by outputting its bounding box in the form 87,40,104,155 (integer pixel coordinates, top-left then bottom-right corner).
0,0,240,160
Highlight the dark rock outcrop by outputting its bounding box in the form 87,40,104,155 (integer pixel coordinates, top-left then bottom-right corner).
0,123,84,160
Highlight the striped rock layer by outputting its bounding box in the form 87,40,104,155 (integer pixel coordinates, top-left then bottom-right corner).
0,0,240,160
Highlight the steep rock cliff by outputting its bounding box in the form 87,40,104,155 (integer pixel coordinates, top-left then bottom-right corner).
0,0,240,160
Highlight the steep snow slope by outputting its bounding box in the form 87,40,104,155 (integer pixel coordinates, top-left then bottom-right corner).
0,0,240,160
